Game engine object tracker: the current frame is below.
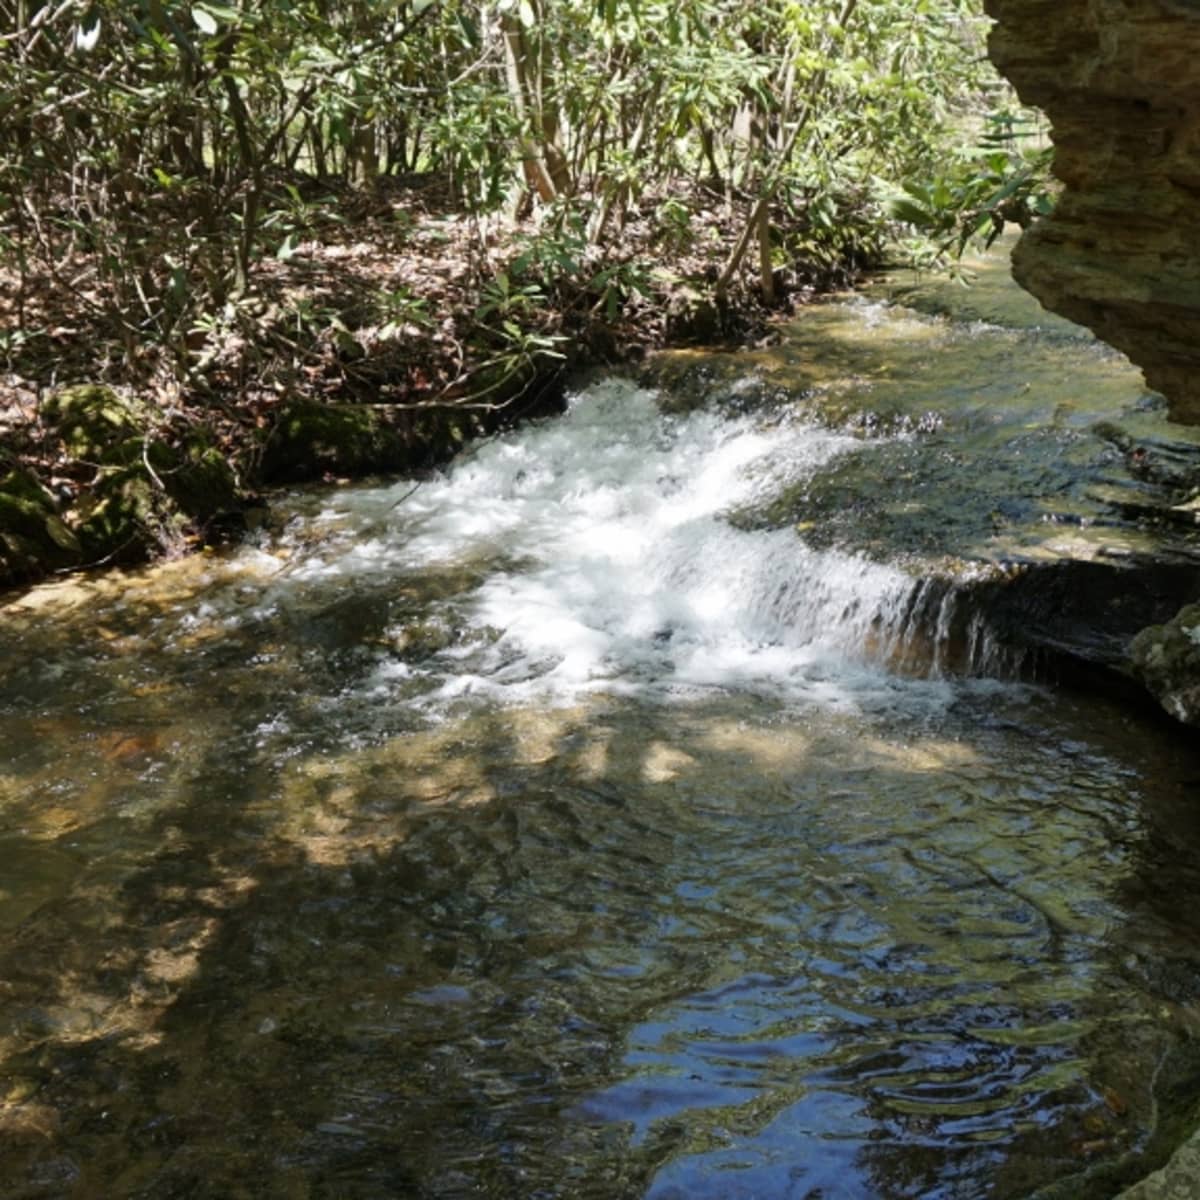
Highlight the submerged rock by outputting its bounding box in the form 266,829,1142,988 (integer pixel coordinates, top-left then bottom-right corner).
1117,1127,1200,1199
1130,602,1200,727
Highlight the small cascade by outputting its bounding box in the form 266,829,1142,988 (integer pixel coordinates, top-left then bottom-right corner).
267,377,1038,712
875,575,1035,682
6,242,1200,1200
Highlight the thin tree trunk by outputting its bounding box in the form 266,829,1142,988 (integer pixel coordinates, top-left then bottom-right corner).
757,201,775,304
715,0,859,300
586,82,658,245
501,14,558,203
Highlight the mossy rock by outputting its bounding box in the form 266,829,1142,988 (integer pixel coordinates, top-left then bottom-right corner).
271,398,510,481
73,468,162,562
1117,1123,1200,1199
40,385,151,462
0,384,248,589
1130,602,1200,727
262,400,415,482
664,287,723,344
410,403,488,458
0,467,82,584
164,438,240,518
72,439,242,562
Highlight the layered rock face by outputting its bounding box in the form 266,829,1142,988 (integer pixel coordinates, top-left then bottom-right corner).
984,0,1200,425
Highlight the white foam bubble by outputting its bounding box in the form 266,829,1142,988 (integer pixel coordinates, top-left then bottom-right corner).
330,379,928,709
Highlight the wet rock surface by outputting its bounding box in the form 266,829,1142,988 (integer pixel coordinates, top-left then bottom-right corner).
895,560,1200,696
1130,602,1200,726
4,377,1200,1198
648,245,1200,717
985,0,1200,425
1118,1131,1200,1200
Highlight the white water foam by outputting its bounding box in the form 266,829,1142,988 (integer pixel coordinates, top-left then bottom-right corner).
255,377,969,712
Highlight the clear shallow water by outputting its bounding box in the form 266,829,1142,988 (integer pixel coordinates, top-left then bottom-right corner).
660,237,1200,572
2,253,1200,1198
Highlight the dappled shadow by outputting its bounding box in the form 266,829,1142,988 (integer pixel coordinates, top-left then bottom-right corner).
4,354,1200,1197
1,678,1200,1197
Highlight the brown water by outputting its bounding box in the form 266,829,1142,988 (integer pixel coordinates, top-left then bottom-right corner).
2,245,1200,1199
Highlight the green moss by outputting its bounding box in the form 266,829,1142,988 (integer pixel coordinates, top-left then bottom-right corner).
0,467,82,583
72,441,239,563
410,408,484,453
262,400,413,482
164,438,240,517
31,385,248,575
0,471,49,513
74,468,167,562
41,385,150,462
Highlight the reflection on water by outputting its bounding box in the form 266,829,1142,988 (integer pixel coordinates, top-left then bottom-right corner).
1,675,1199,1199
2,242,1200,1198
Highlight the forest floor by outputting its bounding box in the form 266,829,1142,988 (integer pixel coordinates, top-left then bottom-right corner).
0,174,871,587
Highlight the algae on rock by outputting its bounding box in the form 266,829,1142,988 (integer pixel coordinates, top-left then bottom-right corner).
40,384,153,462
261,398,488,483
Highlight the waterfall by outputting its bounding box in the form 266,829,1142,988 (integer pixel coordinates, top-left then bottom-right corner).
271,377,1019,713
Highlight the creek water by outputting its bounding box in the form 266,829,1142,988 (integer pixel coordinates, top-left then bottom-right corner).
2,248,1200,1199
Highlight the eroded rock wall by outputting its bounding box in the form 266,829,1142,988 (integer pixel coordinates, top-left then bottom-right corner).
984,0,1200,425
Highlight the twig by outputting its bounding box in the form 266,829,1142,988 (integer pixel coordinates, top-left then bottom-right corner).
387,479,423,510
142,436,166,492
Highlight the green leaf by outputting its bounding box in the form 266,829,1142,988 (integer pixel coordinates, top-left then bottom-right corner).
203,3,243,22
887,197,935,227
44,515,80,554
192,6,218,35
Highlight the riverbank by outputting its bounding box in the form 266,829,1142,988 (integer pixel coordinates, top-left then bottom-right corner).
0,175,867,593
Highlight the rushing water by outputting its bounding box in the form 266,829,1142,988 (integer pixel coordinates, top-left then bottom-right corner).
2,249,1200,1199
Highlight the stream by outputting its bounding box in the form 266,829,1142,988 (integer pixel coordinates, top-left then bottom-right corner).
2,246,1200,1199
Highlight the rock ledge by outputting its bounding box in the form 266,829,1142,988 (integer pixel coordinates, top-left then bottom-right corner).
984,0,1200,425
